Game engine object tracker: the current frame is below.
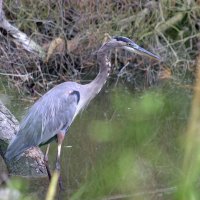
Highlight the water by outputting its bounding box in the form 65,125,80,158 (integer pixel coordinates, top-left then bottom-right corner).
0,81,192,199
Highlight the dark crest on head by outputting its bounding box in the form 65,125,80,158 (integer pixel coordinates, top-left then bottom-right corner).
112,36,134,44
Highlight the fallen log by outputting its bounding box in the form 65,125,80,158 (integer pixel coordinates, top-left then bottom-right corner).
0,100,47,177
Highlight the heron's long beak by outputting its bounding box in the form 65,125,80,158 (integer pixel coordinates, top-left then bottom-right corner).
124,42,160,61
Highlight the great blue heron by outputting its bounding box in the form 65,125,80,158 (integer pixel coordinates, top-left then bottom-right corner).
5,36,160,183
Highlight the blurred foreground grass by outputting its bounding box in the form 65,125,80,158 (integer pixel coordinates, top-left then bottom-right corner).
69,83,193,200
3,80,200,200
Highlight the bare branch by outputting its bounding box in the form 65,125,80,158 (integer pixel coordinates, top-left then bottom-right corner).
0,0,2,9
0,0,2,20
155,12,185,33
0,1,45,59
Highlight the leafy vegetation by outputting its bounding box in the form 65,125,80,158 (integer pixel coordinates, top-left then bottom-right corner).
0,0,199,93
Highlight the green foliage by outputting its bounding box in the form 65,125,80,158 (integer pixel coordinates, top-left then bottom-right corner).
7,177,27,191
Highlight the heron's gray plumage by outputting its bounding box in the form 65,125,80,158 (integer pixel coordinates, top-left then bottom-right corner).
5,36,160,161
5,82,81,159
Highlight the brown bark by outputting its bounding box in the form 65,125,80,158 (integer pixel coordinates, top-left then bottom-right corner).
0,100,47,177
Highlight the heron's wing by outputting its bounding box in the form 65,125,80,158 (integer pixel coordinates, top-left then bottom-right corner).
39,90,80,144
26,89,80,145
5,88,80,160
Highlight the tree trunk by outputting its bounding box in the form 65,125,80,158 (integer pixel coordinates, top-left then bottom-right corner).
0,100,47,177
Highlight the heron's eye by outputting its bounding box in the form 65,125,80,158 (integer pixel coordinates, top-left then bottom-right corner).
127,43,131,46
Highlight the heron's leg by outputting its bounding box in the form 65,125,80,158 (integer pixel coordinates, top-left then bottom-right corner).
44,144,51,180
56,133,64,171
56,132,65,190
44,145,51,180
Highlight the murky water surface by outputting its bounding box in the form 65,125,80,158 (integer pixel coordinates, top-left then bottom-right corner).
0,81,192,199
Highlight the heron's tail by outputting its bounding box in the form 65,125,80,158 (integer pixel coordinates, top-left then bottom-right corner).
5,133,31,161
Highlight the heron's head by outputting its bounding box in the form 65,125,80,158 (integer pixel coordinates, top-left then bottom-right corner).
111,36,160,61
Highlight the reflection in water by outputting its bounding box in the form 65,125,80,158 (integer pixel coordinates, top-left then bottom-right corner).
0,82,191,199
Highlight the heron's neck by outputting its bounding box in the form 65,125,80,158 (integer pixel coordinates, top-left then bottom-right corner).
87,52,111,97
